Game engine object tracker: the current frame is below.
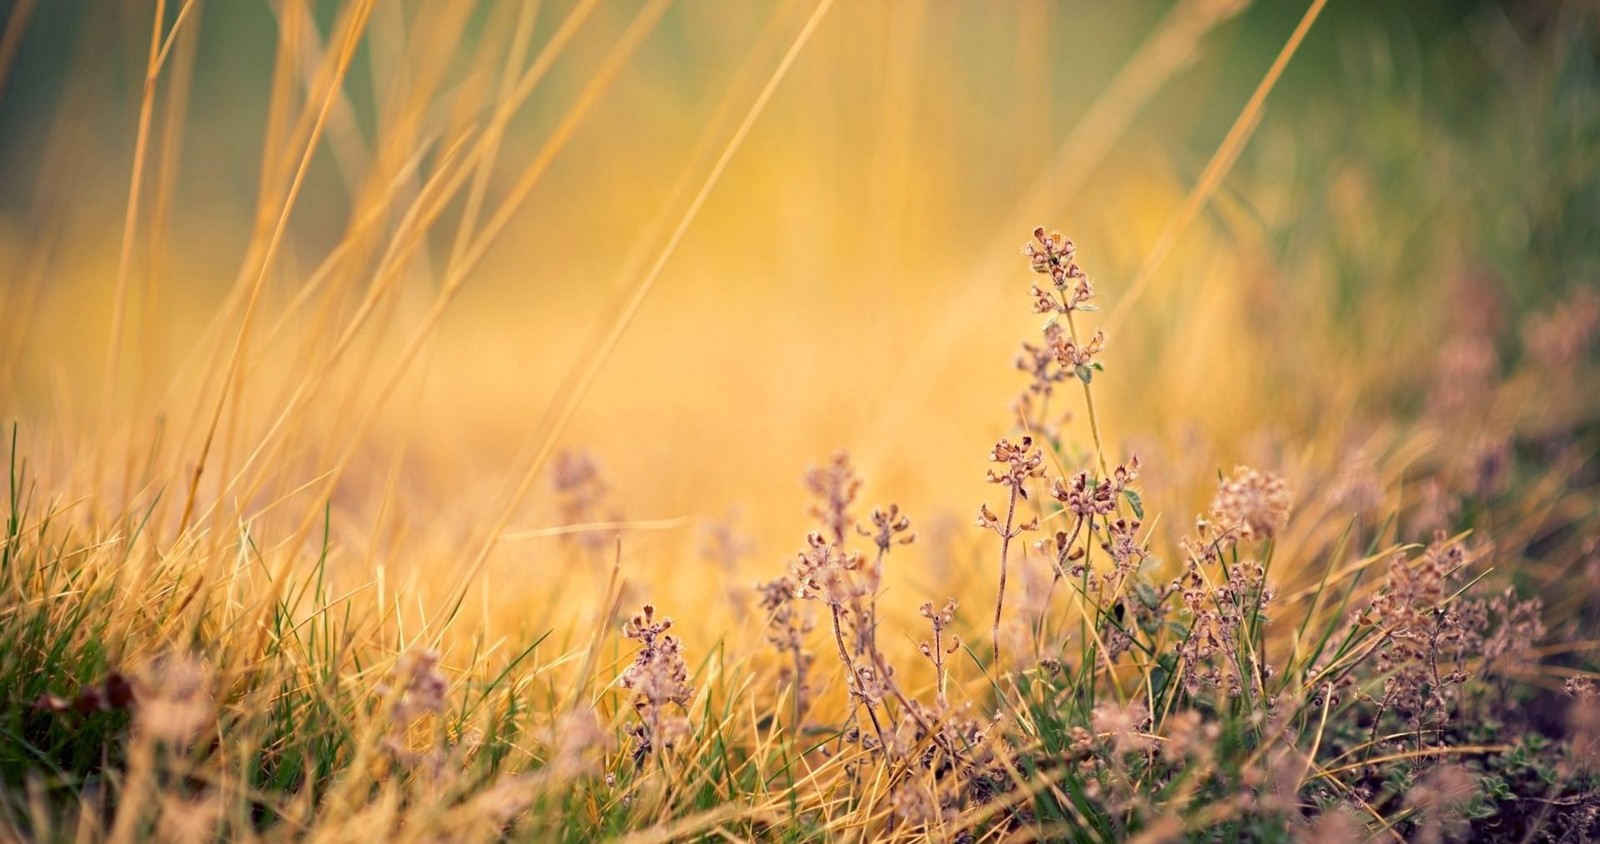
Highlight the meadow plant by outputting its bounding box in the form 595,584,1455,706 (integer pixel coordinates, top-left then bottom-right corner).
4,196,1599,841
618,604,694,765
4,3,1599,840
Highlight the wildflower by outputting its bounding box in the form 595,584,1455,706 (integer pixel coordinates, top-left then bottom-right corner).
1461,436,1510,500
702,509,754,574
619,604,694,762
619,606,694,707
1367,534,1480,740
1052,471,1115,517
1174,558,1272,696
1301,805,1365,844
985,436,1046,498
1052,329,1106,383
1102,517,1144,572
1472,586,1544,670
1023,227,1096,312
857,503,915,646
918,598,960,707
1157,711,1215,765
858,503,914,554
805,451,861,546
1411,478,1459,537
1210,466,1291,544
705,510,756,618
1427,334,1496,419
756,575,814,726
981,436,1044,665
790,532,866,607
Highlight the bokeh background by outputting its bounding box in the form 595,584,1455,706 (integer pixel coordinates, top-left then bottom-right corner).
0,1,1595,649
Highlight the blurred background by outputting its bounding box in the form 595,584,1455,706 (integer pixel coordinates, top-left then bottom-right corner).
0,0,1595,646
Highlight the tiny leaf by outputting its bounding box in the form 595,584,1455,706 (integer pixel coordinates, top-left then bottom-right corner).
1123,488,1144,519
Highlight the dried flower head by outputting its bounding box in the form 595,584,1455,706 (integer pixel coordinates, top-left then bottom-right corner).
1210,466,1291,544
790,532,866,607
756,575,815,726
1052,329,1107,384
858,504,915,553
985,436,1046,500
619,604,694,762
805,451,862,546
1367,534,1481,739
918,598,960,706
1052,471,1116,517
1023,227,1096,312
1102,517,1145,572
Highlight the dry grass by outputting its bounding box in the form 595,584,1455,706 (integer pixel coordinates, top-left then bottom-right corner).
0,1,1597,841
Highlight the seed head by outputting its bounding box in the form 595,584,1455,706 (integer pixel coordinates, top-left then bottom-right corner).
858,503,914,552
805,451,862,546
1052,471,1115,517
986,436,1045,498
1023,227,1096,312
790,532,866,607
1210,466,1291,543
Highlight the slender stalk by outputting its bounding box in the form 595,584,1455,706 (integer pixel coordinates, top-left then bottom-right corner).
830,605,888,755
866,544,886,655
992,483,1021,667
1063,310,1110,479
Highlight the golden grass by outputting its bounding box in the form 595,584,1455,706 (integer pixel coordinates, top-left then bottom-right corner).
1,1,1597,841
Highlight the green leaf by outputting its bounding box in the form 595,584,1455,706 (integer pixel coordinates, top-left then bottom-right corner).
1123,488,1144,519
1075,364,1092,384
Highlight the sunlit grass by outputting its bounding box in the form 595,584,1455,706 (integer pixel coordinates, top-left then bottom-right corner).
0,1,1597,841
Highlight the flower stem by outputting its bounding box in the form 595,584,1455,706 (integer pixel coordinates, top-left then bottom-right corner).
992,483,1020,667
1064,310,1110,479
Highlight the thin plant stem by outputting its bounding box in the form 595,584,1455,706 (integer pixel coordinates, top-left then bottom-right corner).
992,483,1021,667
830,605,888,755
1063,310,1110,479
